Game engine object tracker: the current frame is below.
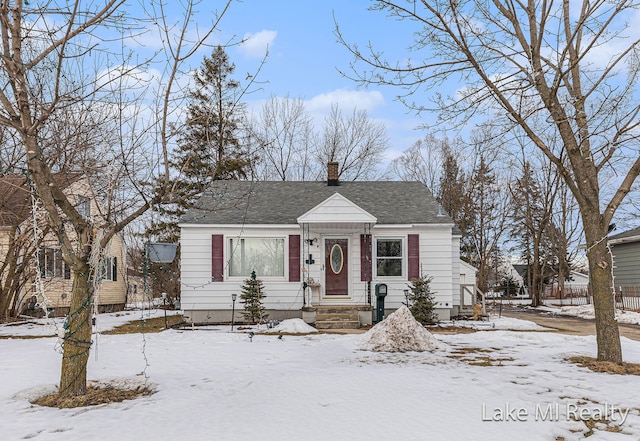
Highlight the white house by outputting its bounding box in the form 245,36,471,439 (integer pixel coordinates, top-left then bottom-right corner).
179,163,463,328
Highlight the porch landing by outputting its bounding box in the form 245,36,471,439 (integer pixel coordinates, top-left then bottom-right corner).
303,305,372,330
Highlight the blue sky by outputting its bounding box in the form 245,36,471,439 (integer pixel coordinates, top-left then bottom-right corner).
175,0,432,160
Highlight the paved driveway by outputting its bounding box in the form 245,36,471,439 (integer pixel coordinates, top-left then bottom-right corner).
499,309,640,342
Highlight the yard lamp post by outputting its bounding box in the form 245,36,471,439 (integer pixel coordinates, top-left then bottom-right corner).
162,292,168,329
231,293,237,332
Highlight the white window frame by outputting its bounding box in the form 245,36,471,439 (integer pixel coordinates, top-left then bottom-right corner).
374,237,405,279
227,236,287,280
99,256,116,282
76,196,91,218
41,247,68,279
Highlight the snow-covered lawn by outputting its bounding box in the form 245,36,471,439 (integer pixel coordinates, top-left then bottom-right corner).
534,304,640,326
0,309,181,338
1,313,640,440
448,315,552,331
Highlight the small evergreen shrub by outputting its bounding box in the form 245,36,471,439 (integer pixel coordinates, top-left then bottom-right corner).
408,275,438,325
240,271,268,324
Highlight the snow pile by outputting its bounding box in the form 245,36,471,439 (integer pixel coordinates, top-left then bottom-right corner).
560,304,640,325
265,318,318,334
357,305,445,352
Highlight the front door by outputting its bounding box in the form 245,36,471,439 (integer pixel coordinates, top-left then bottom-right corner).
325,238,348,296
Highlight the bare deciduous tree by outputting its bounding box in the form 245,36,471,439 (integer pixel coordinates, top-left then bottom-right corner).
391,135,459,195
0,0,234,397
249,95,318,181
337,0,640,363
318,104,389,181
247,98,388,181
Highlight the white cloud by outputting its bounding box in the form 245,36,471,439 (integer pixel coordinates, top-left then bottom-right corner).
239,30,277,58
306,89,385,113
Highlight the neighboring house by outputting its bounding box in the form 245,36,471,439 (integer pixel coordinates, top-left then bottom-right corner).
568,271,590,286
609,226,640,288
0,173,127,316
493,258,528,297
179,162,463,327
543,270,590,298
126,268,146,305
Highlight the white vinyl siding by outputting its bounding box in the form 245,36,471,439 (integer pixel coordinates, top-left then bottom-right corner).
370,226,454,311
180,223,458,321
181,226,303,311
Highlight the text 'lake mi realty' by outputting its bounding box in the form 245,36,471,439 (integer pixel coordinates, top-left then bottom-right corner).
482,402,630,425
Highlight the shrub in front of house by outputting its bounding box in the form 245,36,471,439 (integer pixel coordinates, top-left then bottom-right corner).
240,271,268,324
408,275,438,325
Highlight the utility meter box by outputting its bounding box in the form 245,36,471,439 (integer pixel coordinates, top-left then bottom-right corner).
375,283,388,322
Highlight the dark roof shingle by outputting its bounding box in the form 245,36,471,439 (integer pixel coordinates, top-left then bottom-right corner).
609,226,640,244
180,181,453,225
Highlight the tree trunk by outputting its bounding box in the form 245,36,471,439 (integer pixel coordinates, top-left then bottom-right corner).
584,224,622,364
530,245,541,307
557,260,566,302
476,260,489,293
59,262,93,397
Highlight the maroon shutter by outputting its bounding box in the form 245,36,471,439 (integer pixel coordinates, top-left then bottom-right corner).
360,234,372,281
408,234,420,281
289,235,301,282
211,234,224,281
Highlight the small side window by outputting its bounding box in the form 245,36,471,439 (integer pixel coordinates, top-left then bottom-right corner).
99,256,115,281
77,197,91,218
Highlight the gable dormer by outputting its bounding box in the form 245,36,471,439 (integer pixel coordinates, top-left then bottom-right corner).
297,192,377,229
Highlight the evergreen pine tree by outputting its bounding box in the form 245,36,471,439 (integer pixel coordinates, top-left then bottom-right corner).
147,45,249,242
408,275,437,325
240,271,268,324
438,146,469,236
509,161,558,306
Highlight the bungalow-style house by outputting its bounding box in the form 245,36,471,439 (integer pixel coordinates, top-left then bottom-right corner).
179,163,463,328
609,226,640,288
0,173,127,317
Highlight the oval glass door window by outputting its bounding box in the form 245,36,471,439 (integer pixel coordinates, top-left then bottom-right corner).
330,244,344,274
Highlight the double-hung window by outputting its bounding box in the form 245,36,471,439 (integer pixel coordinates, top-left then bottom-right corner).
376,238,403,277
76,197,91,218
99,256,118,281
229,238,285,278
40,248,70,279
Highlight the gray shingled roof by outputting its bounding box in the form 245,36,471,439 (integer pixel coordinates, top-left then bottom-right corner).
180,180,454,225
609,226,640,244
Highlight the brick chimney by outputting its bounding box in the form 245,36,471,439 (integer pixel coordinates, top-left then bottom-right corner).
327,161,339,186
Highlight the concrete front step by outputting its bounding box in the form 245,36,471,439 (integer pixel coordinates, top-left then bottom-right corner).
313,306,367,313
315,320,361,330
314,306,363,329
316,312,359,322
